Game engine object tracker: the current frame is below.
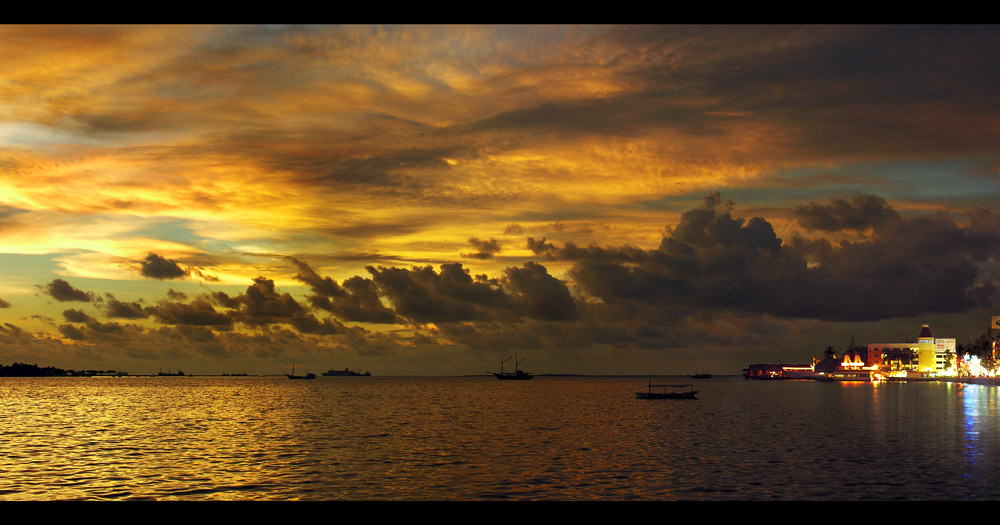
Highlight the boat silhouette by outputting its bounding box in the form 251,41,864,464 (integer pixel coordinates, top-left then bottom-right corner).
286,361,316,380
493,351,533,380
689,366,711,379
636,376,698,399
322,368,371,377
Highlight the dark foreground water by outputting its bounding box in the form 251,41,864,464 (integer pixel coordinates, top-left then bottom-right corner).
2,375,998,500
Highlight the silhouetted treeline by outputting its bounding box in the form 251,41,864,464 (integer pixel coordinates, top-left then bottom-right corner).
0,362,126,377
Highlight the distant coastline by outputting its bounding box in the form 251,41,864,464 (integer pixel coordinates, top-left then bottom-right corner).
0,362,125,377
0,362,281,378
3,363,739,378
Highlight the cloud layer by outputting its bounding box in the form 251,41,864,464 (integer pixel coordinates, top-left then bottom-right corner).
1,25,999,374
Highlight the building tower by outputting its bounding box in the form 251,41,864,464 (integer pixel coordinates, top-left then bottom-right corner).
917,324,937,373
918,324,933,344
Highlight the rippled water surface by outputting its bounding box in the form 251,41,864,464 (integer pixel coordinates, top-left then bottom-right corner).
3,375,1000,500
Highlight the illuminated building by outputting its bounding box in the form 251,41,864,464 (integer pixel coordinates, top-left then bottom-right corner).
743,363,816,380
745,324,962,381
866,324,950,376
934,337,956,373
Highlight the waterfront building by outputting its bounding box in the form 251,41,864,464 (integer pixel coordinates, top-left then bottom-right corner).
935,338,956,372
746,323,962,381
743,363,814,380
866,324,942,376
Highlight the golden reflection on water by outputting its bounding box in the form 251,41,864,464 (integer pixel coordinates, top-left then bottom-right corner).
4,376,1000,500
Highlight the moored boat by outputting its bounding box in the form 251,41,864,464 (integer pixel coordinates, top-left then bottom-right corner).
689,366,711,379
493,351,533,380
286,362,316,380
636,376,698,399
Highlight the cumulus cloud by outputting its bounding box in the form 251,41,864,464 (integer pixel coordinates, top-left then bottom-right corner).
558,193,1000,323
0,323,23,335
139,253,188,280
290,258,398,324
231,276,308,326
462,237,502,260
365,261,582,325
62,309,95,323
793,193,900,232
58,324,87,341
503,262,578,321
145,298,234,329
40,279,94,302
367,263,515,324
104,297,149,319
504,224,525,235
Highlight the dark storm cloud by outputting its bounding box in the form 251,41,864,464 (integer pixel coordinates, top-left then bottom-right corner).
145,298,234,329
289,258,344,297
139,253,188,280
462,237,501,260
103,297,149,319
527,236,648,263
526,237,557,257
171,275,357,336
324,276,397,324
504,224,525,235
290,258,397,324
793,193,900,232
559,193,1000,323
503,262,578,321
40,279,94,302
231,276,307,326
58,324,87,341
210,291,241,309
82,320,126,336
365,261,580,325
62,309,94,323
166,289,188,301
0,323,23,335
288,314,346,336
585,25,1000,161
367,263,515,324
192,269,221,282
62,308,129,337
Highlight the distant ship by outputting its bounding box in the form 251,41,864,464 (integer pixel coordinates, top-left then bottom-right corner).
286,362,316,380
493,351,533,380
322,368,371,377
689,366,712,379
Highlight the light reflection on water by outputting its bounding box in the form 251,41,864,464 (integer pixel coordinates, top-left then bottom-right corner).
2,376,1000,500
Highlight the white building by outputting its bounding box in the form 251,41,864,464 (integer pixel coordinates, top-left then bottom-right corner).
867,324,948,375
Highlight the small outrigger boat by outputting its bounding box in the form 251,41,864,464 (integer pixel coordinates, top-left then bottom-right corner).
636,376,697,399
286,362,316,380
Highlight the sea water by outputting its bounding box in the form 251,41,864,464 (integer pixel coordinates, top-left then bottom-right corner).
1,375,998,500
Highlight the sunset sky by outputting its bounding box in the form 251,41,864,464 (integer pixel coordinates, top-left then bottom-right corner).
1,24,998,376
